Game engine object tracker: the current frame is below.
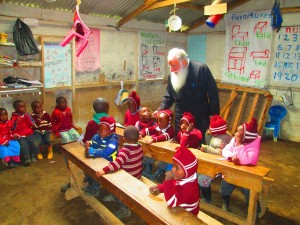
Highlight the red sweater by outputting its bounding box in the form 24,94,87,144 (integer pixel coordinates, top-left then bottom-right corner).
10,112,35,137
176,129,203,149
32,111,52,132
140,124,175,143
51,107,74,136
103,143,143,179
0,120,13,145
124,109,140,127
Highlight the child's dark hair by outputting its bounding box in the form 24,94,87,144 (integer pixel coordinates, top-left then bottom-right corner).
31,100,41,108
13,100,24,109
124,126,139,143
0,108,7,114
56,96,66,104
93,98,109,113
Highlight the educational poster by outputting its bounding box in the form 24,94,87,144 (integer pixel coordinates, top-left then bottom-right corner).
187,35,206,63
222,10,272,88
75,28,101,84
44,43,72,88
138,31,166,80
270,26,300,87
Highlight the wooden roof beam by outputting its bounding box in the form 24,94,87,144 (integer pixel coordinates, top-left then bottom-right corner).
177,3,204,11
147,0,193,10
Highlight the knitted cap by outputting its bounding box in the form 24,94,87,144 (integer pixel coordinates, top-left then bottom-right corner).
128,91,140,110
173,146,198,178
180,112,195,125
99,116,116,133
242,118,258,144
209,115,227,135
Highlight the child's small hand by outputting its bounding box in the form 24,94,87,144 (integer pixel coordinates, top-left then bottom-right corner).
200,144,207,152
96,169,105,177
232,156,240,165
187,123,194,133
138,134,143,140
146,139,154,144
164,171,174,181
149,185,160,196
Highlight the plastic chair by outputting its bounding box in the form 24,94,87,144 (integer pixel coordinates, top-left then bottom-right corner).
264,105,287,142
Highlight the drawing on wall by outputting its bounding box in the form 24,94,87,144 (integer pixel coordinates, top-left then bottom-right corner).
222,10,272,88
270,26,300,88
138,31,166,80
44,43,72,88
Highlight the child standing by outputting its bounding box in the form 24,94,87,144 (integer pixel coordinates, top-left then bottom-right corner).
51,96,80,144
31,101,53,160
149,146,200,216
198,115,232,203
83,116,119,196
11,100,39,165
220,118,261,214
124,91,141,127
0,108,20,168
96,125,143,218
82,98,109,143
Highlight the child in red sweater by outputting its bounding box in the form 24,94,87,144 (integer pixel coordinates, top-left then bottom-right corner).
124,91,141,127
149,146,200,216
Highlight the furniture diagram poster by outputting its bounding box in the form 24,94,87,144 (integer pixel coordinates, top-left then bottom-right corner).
44,43,72,88
138,31,166,80
270,26,300,88
222,10,272,88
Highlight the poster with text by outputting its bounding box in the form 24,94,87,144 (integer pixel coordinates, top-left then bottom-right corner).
138,31,166,80
222,10,272,88
270,26,300,88
44,43,72,88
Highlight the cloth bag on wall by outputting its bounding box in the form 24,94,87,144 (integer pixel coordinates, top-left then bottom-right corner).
280,87,293,107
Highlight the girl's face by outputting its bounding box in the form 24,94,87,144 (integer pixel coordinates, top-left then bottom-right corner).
127,98,136,113
172,161,185,180
180,120,189,132
139,107,151,122
57,98,67,110
157,113,169,129
0,110,8,123
16,102,26,114
98,123,111,138
235,125,244,144
32,103,43,114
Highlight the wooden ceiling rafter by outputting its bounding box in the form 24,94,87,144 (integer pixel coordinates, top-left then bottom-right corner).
147,0,193,10
177,2,204,11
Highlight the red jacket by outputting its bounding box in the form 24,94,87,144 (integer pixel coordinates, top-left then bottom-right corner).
176,129,203,149
124,109,140,127
0,120,13,145
141,124,174,143
51,107,74,136
10,112,35,138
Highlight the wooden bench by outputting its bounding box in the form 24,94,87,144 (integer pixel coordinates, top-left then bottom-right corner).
115,127,274,225
50,126,83,143
61,142,222,225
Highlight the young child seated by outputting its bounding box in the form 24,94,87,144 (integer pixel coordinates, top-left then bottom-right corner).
83,116,119,197
140,109,175,181
220,118,261,214
0,108,20,168
51,96,80,144
82,98,109,143
198,115,232,203
11,100,40,165
124,91,141,127
149,146,200,216
96,125,143,219
31,101,53,160
135,106,157,179
176,112,202,149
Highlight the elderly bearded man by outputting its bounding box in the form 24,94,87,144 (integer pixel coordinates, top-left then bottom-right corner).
157,48,220,144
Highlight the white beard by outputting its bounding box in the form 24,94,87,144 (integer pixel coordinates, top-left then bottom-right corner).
170,67,188,92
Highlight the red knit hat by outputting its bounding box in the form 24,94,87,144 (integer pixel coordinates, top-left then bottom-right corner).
128,91,140,111
99,116,116,133
173,146,198,178
157,109,173,122
209,115,227,135
180,112,195,125
242,118,258,144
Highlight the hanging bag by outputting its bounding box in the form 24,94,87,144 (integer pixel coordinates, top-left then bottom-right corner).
280,87,293,107
271,0,283,32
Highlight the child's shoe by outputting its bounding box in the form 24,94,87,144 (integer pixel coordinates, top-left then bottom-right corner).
24,155,31,164
102,193,115,202
7,160,15,169
115,206,131,219
37,153,43,160
31,155,38,162
47,146,53,159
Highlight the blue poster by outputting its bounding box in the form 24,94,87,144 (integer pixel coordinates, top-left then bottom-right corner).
187,35,206,63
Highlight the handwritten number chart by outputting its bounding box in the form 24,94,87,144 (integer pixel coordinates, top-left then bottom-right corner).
271,27,300,87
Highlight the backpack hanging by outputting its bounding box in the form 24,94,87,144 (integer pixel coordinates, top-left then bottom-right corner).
13,18,40,56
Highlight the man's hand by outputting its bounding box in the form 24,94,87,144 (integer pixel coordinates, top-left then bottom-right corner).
149,185,160,196
96,169,105,177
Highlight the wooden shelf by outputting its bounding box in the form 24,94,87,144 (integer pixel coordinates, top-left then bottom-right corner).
0,87,41,95
44,86,73,92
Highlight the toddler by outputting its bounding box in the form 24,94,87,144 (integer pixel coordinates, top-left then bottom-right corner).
83,116,119,197
96,125,143,218
11,100,39,165
149,146,200,216
198,115,232,203
124,91,141,127
31,101,53,160
82,98,109,143
220,118,261,214
0,108,20,168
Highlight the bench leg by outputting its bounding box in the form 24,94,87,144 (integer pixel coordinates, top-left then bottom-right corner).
247,190,258,225
65,161,85,201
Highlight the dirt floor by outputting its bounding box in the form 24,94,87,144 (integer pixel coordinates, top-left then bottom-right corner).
0,137,299,225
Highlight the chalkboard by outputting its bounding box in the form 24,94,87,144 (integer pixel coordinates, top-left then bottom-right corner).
44,42,72,88
269,26,300,88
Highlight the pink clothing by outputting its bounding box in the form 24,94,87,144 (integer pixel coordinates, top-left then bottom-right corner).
176,129,202,149
124,109,140,127
10,112,35,137
222,136,261,165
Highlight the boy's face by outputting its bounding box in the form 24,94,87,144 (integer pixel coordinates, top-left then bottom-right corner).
180,120,189,132
16,102,26,114
235,125,244,144
139,107,151,122
157,113,169,129
127,98,136,113
57,98,67,110
172,161,185,180
0,110,8,123
98,123,111,138
32,103,43,114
